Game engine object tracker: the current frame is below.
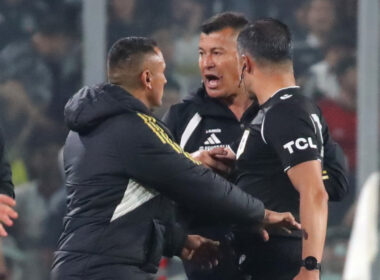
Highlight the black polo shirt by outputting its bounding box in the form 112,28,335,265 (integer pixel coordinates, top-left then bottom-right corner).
236,87,327,223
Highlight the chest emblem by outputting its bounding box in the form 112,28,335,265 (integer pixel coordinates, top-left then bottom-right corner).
204,133,221,145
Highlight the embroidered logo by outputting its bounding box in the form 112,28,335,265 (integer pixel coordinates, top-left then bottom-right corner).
204,133,221,145
280,94,293,100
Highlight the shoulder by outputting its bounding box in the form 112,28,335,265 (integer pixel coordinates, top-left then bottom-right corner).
167,86,209,117
168,88,206,116
92,111,156,145
265,93,313,122
162,96,202,130
166,100,196,116
109,113,172,154
112,111,154,131
262,92,319,141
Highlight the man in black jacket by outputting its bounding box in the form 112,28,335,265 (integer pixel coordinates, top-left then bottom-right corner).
0,124,18,279
0,124,18,237
51,37,300,280
163,12,348,280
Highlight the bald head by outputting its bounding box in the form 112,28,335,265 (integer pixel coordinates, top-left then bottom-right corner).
107,37,158,89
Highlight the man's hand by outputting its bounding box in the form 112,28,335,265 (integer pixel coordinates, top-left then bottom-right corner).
260,210,301,241
293,267,320,280
0,195,18,237
181,234,220,269
213,147,236,162
191,147,235,175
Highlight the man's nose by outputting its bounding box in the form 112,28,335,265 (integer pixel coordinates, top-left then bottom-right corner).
202,54,215,69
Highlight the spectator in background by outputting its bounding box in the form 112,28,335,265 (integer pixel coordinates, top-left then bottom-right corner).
32,16,81,124
170,0,205,97
0,15,80,156
7,124,64,280
0,0,48,49
303,33,356,101
318,57,357,175
318,57,357,226
108,0,140,46
0,28,53,112
0,80,50,185
305,0,336,49
293,0,337,83
0,123,18,279
0,15,75,184
281,0,311,45
107,0,166,47
334,0,357,36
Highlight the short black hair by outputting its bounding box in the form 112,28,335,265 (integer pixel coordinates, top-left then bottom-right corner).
237,18,293,63
107,37,157,69
201,12,249,34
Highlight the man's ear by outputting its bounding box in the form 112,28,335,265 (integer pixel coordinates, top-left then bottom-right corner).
141,69,152,90
244,55,254,74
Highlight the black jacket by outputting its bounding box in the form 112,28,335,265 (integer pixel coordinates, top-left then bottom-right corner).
0,124,14,198
164,86,348,201
52,84,265,278
163,86,258,153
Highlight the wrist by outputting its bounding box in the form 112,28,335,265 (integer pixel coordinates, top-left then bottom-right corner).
301,256,321,271
263,209,271,223
299,266,320,278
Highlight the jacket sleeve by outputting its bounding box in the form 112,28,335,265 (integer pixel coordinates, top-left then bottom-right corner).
162,222,187,258
116,113,265,226
322,129,349,201
0,125,14,198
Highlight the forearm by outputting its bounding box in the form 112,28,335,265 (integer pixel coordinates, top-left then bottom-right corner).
299,188,328,261
287,160,329,278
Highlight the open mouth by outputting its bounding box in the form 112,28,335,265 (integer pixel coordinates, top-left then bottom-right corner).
204,74,221,89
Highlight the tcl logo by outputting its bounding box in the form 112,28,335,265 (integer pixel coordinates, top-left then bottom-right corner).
283,137,317,154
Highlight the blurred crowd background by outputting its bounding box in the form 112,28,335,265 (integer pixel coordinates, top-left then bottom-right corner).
0,0,363,279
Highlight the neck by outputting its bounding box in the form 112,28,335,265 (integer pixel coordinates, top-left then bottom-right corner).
253,68,296,105
219,89,253,121
228,92,253,120
120,85,151,110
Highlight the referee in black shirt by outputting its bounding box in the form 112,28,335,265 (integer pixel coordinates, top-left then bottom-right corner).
235,19,329,280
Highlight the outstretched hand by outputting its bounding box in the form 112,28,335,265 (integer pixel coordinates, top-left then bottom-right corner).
260,210,301,241
181,234,220,270
0,194,18,237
